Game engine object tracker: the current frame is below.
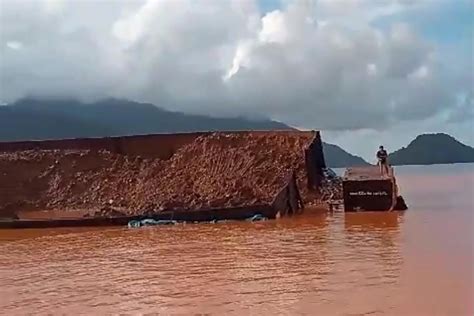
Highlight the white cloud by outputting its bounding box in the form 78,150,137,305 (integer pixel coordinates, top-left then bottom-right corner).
367,63,377,76
0,0,471,134
6,41,23,50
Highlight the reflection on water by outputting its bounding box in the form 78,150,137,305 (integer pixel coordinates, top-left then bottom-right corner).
0,164,473,315
344,211,402,231
344,212,403,291
344,212,402,263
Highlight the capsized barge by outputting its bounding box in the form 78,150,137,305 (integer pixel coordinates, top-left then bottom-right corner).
342,166,407,212
0,131,327,228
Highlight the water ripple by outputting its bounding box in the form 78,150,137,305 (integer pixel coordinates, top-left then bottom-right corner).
0,202,472,315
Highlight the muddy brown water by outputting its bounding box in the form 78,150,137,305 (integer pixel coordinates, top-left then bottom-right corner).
1,164,472,315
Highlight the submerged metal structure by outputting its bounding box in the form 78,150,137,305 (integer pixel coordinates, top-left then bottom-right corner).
342,166,406,212
0,131,326,228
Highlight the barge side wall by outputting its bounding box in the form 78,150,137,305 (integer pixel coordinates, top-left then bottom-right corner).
343,179,394,211
0,131,326,221
0,131,322,160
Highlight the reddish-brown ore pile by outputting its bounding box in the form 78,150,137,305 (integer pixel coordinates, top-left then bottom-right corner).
0,132,316,217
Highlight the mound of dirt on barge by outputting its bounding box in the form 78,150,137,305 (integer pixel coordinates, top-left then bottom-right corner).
0,132,320,217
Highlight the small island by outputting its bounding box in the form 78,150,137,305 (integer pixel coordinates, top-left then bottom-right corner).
389,133,474,166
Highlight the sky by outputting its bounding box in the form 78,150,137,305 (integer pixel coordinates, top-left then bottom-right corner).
0,0,472,161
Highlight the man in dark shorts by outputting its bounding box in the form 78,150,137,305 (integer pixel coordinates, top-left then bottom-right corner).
376,145,389,175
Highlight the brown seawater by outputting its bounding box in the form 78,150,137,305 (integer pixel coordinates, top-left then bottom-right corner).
0,164,472,315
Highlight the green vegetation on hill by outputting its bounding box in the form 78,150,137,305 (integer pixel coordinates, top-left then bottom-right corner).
0,97,368,167
389,133,474,165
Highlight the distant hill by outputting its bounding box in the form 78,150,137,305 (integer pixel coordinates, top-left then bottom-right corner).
0,105,115,141
0,98,290,141
389,133,474,165
0,97,367,167
322,142,369,168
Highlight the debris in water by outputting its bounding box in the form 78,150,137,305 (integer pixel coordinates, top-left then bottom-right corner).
246,214,267,222
127,219,178,228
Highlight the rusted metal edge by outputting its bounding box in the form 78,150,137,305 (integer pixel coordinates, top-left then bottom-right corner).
0,204,277,229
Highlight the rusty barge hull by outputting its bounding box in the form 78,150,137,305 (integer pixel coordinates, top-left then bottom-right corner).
0,169,304,229
0,131,326,227
342,166,399,212
0,204,278,229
